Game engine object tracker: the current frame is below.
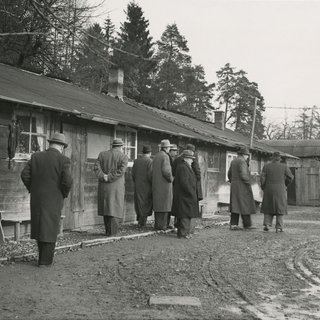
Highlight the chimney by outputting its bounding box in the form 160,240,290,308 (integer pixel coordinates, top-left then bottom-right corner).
214,110,225,130
108,68,124,100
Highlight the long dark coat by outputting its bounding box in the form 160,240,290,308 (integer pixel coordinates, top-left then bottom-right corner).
132,156,153,219
172,161,199,218
21,148,73,242
227,155,256,215
94,149,128,219
192,153,203,201
173,154,203,201
260,160,294,215
152,150,173,212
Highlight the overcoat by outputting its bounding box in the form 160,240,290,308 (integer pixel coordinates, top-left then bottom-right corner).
21,148,73,242
152,150,173,212
227,155,256,215
191,153,203,201
132,156,153,218
172,161,199,218
94,149,128,219
260,160,294,215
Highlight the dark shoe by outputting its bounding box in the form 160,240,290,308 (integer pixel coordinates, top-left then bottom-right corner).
230,225,242,231
38,264,52,268
167,225,174,230
263,226,269,232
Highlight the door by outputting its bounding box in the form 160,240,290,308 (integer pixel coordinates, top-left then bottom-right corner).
62,123,86,230
287,167,296,205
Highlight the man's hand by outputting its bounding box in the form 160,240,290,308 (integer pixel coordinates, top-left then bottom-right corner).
103,174,109,182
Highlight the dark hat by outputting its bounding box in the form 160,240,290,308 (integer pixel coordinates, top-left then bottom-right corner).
47,132,68,148
186,144,195,152
112,138,124,147
170,144,178,151
238,146,250,155
181,150,195,159
142,145,152,154
273,151,281,158
160,139,172,148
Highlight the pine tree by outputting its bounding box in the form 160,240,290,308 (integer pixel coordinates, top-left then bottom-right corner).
73,23,111,92
215,64,265,138
151,23,191,110
112,1,155,102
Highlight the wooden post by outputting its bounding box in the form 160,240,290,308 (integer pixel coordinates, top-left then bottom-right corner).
249,97,258,149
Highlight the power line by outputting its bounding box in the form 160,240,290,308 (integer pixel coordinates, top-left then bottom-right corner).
265,105,319,110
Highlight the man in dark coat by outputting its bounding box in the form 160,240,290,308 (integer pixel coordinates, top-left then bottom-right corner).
21,132,73,267
132,145,153,227
152,139,173,230
260,151,294,232
94,138,128,236
172,150,199,238
227,146,256,230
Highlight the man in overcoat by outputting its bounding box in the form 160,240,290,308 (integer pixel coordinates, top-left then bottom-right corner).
94,138,128,236
172,150,199,238
132,145,153,227
21,132,73,267
227,146,256,230
152,139,173,230
260,151,294,232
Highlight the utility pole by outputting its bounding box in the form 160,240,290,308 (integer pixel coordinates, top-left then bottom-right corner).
249,97,258,149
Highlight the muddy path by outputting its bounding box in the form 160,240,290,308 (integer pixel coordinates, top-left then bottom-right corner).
1,209,320,320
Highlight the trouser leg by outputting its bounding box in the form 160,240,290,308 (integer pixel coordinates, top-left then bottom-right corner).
104,216,121,236
189,218,198,234
263,214,273,228
177,218,191,237
37,241,56,266
275,215,284,230
154,212,168,230
241,215,252,228
230,213,240,226
138,214,147,227
167,212,172,228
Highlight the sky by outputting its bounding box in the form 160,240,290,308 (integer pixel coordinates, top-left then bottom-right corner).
89,0,320,124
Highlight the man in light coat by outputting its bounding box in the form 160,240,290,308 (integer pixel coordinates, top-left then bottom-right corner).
152,139,173,230
227,146,256,230
21,132,73,267
132,145,153,227
260,151,294,232
94,138,128,236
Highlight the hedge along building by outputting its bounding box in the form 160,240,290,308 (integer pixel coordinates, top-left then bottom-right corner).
0,63,284,238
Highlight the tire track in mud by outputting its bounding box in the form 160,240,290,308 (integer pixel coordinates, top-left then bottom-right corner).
201,253,276,320
286,239,320,286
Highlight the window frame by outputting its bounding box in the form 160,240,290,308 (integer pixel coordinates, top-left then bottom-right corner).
226,151,238,181
14,110,47,160
114,125,137,167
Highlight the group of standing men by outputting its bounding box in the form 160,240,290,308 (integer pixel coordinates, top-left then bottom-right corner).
132,139,203,239
19,130,293,268
228,146,294,232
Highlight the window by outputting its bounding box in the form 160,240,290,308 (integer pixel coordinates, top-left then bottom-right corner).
15,111,46,158
114,126,137,167
226,151,237,181
207,148,221,172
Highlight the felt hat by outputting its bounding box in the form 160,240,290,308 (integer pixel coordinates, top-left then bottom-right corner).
272,151,281,159
186,144,195,152
181,149,195,159
142,145,152,154
160,139,172,148
238,146,250,155
170,144,178,151
112,138,124,147
47,132,68,148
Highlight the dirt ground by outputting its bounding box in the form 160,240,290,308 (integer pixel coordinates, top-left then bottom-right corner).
1,206,320,320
